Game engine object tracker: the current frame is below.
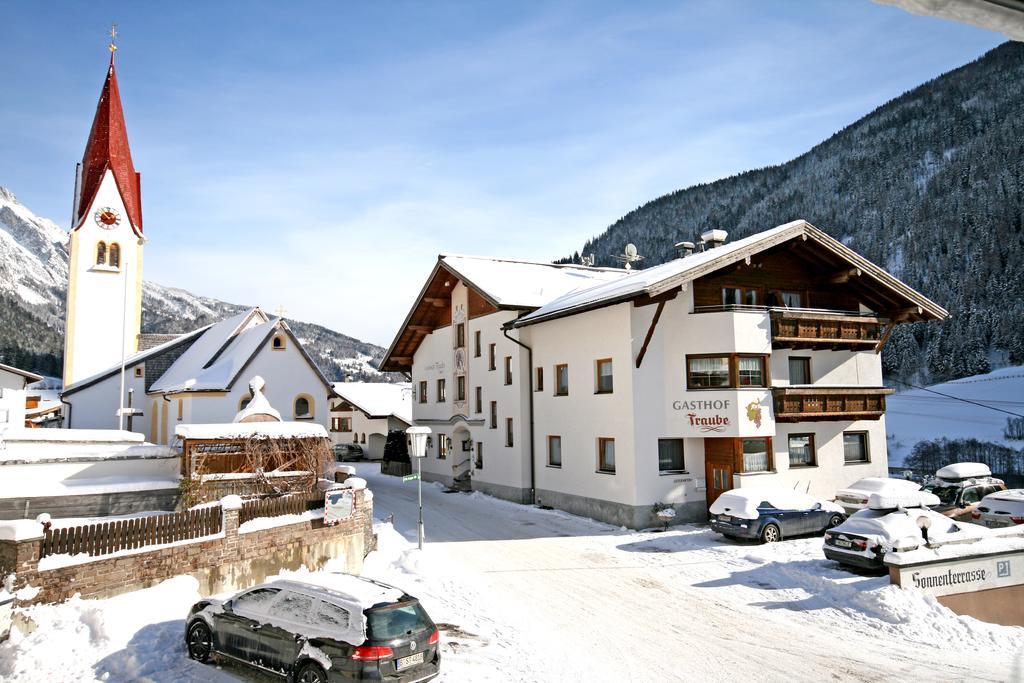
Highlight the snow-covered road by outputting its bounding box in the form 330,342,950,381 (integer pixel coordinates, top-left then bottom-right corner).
2,464,1022,682
362,464,1023,683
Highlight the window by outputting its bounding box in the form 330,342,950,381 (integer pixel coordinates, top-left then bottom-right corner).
789,357,811,385
474,330,481,357
294,395,313,419
419,380,427,404
722,286,759,307
505,418,514,447
96,241,107,265
737,356,765,387
504,356,513,385
555,364,569,396
535,367,544,392
438,435,447,459
962,487,981,505
489,401,497,429
687,355,768,389
277,591,314,621
339,417,352,432
177,399,183,421
598,438,616,473
108,242,121,269
595,358,613,394
548,436,562,467
272,335,285,350
134,366,143,378
239,396,251,411
475,386,482,413
843,432,869,463
475,442,484,469
456,375,466,401
456,323,465,348
741,438,771,473
315,600,351,630
232,587,280,614
687,356,730,388
658,439,685,473
436,379,446,402
489,343,496,371
788,434,815,467
777,290,803,308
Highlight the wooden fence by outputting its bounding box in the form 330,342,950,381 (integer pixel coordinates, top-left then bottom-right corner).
238,494,325,526
40,505,222,559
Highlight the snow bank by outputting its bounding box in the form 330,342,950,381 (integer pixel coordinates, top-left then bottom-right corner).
175,421,328,440
0,520,44,541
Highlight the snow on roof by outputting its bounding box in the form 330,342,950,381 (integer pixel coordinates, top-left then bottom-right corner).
149,309,272,393
518,222,802,326
709,487,841,520
838,478,921,496
867,490,941,510
332,382,412,421
0,362,44,384
936,462,992,481
441,254,627,308
62,324,212,393
233,376,281,422
271,574,407,610
175,421,328,440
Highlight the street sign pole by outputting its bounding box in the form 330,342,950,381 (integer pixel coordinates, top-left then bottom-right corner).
417,454,424,550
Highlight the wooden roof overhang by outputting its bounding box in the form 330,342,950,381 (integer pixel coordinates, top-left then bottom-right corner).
380,259,502,373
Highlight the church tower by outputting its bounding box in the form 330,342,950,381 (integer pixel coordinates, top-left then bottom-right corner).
63,51,145,388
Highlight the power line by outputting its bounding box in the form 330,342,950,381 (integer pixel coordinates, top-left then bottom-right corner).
891,378,1024,419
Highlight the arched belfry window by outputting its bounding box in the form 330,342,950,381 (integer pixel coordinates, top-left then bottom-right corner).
272,335,285,350
96,241,107,265
109,243,121,269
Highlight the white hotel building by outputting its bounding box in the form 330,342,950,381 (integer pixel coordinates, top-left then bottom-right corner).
381,221,946,528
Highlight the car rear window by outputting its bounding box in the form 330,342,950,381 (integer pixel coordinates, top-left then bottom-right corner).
365,601,431,640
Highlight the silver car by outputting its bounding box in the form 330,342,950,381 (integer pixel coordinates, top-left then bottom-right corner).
972,489,1024,528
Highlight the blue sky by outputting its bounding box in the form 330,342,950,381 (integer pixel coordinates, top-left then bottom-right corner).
0,1,1003,346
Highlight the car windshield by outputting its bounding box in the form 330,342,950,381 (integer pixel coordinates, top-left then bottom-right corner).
365,601,431,640
929,485,960,506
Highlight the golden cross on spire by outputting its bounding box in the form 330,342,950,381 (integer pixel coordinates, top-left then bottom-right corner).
108,23,118,56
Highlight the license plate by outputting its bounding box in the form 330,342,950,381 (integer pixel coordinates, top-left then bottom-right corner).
717,515,731,522
834,539,852,548
396,652,424,670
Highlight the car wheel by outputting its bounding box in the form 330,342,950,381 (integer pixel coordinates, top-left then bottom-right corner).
295,662,328,683
760,523,781,544
186,621,213,663
827,514,844,529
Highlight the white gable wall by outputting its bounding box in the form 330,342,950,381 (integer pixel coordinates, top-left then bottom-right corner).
0,368,31,429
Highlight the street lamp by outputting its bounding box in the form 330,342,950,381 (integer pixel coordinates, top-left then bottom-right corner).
406,425,431,550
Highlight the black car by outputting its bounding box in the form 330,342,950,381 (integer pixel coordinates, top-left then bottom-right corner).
333,444,365,462
185,575,440,682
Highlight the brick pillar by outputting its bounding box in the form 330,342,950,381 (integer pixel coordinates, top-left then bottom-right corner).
220,495,243,560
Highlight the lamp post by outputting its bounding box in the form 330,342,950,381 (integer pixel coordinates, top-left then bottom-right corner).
406,426,431,551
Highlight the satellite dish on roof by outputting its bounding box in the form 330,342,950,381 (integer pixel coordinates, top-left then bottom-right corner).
614,243,644,270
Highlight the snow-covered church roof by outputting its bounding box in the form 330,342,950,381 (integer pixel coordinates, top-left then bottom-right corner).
64,307,334,396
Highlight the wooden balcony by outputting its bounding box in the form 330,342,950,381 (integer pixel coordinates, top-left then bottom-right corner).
772,386,893,422
770,309,883,351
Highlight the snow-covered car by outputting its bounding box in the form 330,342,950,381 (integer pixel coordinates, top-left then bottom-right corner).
823,491,990,570
972,488,1024,528
185,574,440,682
925,462,1006,522
833,477,921,515
709,488,846,543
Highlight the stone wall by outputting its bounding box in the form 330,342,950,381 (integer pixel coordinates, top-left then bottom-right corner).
0,489,375,606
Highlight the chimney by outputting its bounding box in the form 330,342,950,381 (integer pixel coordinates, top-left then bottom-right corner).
700,229,728,249
674,241,695,259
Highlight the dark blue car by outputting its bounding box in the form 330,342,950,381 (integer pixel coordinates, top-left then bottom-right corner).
709,488,846,543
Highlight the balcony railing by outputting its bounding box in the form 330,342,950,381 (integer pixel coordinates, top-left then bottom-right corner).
772,386,893,422
692,306,885,351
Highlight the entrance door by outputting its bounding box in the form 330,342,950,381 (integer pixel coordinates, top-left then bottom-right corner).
705,461,733,509
704,437,735,511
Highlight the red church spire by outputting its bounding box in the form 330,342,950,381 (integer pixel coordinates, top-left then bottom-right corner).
75,52,143,235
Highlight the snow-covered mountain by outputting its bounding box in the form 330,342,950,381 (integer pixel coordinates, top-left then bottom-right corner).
0,187,394,382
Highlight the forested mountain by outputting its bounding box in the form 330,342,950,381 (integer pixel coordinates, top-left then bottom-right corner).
563,42,1024,385
0,188,394,382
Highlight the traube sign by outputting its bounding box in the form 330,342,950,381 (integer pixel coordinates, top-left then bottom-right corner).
668,391,772,438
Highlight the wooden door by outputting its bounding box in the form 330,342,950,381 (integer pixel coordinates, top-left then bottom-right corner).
704,438,735,511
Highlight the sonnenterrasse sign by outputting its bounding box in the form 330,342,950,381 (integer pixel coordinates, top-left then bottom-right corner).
893,553,1022,598
668,390,774,438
